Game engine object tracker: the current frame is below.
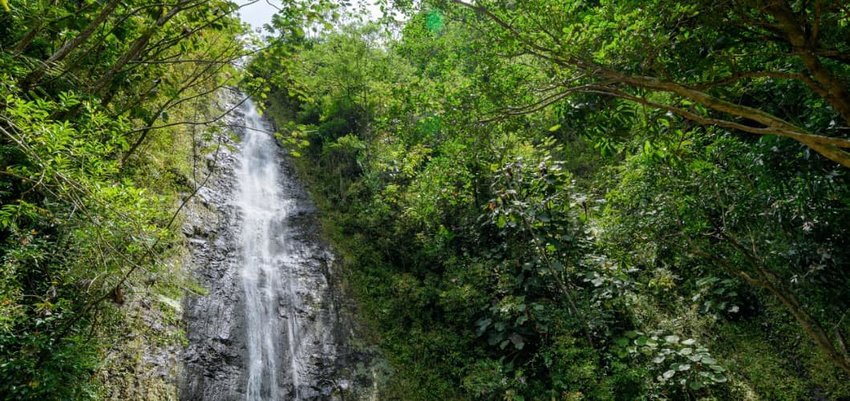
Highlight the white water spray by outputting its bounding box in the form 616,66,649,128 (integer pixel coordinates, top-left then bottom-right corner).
236,99,302,401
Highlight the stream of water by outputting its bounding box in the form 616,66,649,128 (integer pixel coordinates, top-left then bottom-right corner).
236,100,302,401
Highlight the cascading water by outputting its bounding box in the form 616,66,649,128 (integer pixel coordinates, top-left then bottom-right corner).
181,96,378,401
236,99,298,400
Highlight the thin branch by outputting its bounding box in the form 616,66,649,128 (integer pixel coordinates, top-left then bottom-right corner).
478,82,603,123
125,94,250,134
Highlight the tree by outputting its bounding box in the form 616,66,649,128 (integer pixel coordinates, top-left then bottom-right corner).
0,0,252,396
437,0,850,167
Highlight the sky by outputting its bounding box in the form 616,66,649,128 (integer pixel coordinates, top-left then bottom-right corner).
237,0,383,34
237,1,281,33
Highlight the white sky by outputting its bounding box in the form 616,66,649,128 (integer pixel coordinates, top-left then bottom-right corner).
237,0,383,33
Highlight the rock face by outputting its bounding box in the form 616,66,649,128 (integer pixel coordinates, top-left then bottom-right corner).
180,97,377,401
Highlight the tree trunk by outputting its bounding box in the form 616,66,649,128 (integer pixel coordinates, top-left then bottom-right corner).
722,235,850,376
23,0,122,88
12,24,42,54
766,3,850,125
92,0,192,98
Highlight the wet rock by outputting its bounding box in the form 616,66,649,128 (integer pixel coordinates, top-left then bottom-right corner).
181,95,381,401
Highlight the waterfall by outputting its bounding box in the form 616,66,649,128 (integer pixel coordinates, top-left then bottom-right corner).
181,96,377,401
236,99,301,401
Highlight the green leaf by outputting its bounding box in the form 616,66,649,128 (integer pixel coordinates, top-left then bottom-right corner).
711,373,728,383
615,337,629,347
664,335,680,344
509,333,525,350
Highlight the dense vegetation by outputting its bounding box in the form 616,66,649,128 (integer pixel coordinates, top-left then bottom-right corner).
0,0,251,398
249,1,850,400
2,0,850,400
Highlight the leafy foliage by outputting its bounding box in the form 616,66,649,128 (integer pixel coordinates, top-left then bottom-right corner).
250,1,850,400
1,0,251,398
